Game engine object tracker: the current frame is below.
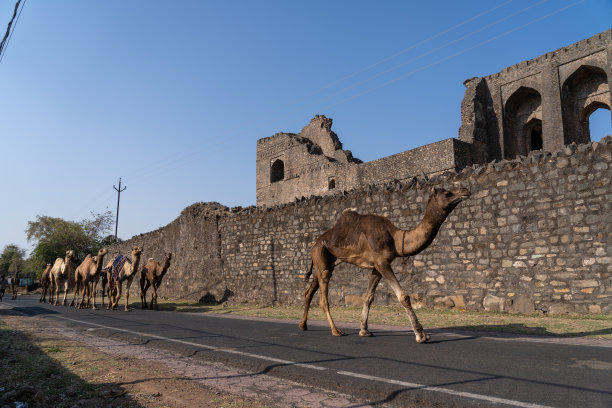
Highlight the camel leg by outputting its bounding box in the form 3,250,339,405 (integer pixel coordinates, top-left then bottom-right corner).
359,269,382,337
124,280,132,311
69,280,80,307
299,277,319,331
141,279,150,309
91,280,98,310
78,280,88,309
151,284,159,310
377,264,429,343
50,278,56,305
61,279,70,306
318,268,344,336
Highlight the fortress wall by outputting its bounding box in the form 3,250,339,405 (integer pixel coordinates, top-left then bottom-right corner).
109,137,612,314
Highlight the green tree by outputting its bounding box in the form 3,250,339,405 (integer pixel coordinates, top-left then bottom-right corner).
0,244,25,278
26,211,113,275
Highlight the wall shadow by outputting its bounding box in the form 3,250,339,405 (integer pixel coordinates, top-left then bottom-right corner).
0,318,143,407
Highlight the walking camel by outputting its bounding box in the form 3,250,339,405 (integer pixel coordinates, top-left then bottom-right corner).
105,246,144,311
50,250,75,306
140,252,172,310
299,186,470,343
70,248,108,310
39,264,52,302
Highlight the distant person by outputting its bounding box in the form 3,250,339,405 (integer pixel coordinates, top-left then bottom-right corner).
11,270,18,300
0,275,7,302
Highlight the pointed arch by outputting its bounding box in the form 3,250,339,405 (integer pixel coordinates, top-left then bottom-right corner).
562,65,610,145
503,86,542,159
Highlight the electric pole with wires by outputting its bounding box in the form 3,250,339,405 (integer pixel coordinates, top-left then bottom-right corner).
113,178,126,243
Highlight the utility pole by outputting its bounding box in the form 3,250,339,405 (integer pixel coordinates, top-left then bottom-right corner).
113,178,126,243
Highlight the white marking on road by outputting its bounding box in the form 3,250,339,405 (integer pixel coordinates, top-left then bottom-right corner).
51,314,556,407
337,371,555,408
53,315,325,371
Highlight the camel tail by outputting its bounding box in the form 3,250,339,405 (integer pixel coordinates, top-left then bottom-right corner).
303,262,313,282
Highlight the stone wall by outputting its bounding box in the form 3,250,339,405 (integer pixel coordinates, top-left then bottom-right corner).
109,137,612,315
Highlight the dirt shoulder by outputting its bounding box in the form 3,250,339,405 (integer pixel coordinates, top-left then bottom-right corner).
0,305,373,408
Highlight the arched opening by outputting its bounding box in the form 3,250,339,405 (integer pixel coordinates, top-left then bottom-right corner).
270,159,284,183
523,119,543,151
328,178,336,190
562,65,609,145
504,87,542,159
583,105,612,141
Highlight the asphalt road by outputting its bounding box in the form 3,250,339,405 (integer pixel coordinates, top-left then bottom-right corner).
3,295,612,408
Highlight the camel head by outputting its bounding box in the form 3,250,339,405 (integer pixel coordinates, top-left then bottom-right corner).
131,246,143,258
97,248,109,257
429,186,471,213
65,250,75,263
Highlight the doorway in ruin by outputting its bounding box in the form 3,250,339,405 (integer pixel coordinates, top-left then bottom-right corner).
504,87,542,159
562,65,610,145
270,159,284,183
523,118,543,152
581,104,612,142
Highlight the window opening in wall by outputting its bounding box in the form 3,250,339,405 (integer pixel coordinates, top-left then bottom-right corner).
529,124,543,151
328,178,336,190
584,106,612,142
270,159,284,183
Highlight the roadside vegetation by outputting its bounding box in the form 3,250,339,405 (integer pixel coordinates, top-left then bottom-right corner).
156,300,612,340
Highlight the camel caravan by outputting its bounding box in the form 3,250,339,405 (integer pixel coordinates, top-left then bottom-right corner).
38,246,173,312
36,185,468,343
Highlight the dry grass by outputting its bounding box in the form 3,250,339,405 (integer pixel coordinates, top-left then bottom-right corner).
0,317,273,408
157,300,612,340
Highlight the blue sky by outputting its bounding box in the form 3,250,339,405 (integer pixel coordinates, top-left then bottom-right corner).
1,0,611,254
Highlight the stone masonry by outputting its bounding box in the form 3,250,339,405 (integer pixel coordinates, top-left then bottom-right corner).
109,137,612,315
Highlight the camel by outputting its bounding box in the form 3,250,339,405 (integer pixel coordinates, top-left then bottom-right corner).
299,186,470,343
105,246,144,311
50,250,76,306
70,248,108,310
139,253,172,310
39,264,52,302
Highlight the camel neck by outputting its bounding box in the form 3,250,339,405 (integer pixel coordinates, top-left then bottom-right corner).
397,202,448,257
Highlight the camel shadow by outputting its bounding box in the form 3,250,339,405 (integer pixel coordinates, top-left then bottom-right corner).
437,324,612,339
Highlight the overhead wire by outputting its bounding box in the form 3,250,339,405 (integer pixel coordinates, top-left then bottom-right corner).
303,0,550,109
323,0,587,110
0,0,26,64
72,0,587,219
97,1,523,192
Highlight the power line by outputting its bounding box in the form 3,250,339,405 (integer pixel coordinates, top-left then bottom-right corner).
0,0,26,64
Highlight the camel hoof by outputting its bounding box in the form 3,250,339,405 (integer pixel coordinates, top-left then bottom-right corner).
299,323,308,331
359,329,373,337
416,332,430,343
332,330,345,336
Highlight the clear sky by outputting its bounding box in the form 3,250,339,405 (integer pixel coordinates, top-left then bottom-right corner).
1,0,611,254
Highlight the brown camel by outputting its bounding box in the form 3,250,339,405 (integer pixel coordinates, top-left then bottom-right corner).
139,253,172,310
50,250,76,306
70,248,108,310
105,246,144,311
299,186,470,343
39,264,52,302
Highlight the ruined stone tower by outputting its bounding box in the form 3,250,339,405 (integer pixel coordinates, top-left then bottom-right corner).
257,29,612,208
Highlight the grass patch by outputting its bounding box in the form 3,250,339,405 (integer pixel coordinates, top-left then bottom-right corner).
157,300,612,340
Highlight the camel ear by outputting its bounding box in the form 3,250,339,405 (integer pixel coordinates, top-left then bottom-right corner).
432,187,441,195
